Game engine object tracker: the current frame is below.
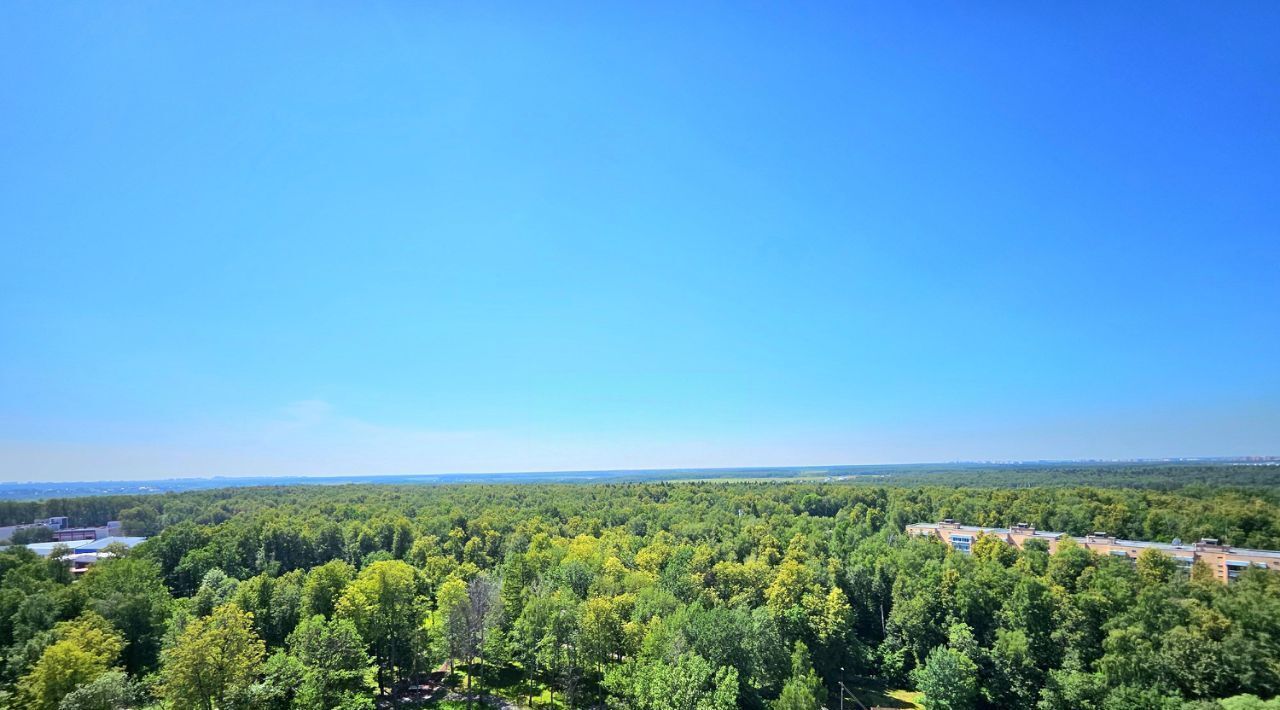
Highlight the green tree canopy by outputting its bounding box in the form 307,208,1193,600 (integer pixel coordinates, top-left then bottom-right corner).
335,559,424,693
159,603,267,710
16,613,124,710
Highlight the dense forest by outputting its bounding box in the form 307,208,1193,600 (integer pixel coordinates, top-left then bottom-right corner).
2,473,1280,709
2,462,1279,509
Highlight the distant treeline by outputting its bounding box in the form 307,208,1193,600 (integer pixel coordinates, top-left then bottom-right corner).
2,463,1278,529
0,495,152,529
864,463,1280,491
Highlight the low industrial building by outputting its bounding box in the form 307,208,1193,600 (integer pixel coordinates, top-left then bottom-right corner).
0,519,123,544
906,519,1279,583
13,536,148,573
53,527,100,542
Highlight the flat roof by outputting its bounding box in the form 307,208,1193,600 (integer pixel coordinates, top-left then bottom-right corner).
10,536,148,557
74,536,146,551
909,522,1280,559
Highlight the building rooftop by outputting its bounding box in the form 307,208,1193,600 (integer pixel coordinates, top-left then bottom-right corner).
8,536,148,558
74,536,147,551
21,542,66,557
908,521,1280,560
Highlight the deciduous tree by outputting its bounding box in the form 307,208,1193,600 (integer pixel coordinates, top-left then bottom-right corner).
16,613,124,710
335,560,424,693
159,603,266,710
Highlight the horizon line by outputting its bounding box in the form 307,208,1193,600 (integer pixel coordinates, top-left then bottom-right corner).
3,454,1277,486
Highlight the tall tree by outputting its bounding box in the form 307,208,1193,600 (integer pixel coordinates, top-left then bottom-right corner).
56,669,145,710
603,652,739,710
15,613,124,710
914,644,978,710
79,556,172,674
335,560,425,694
288,615,378,709
772,641,826,710
192,568,240,617
300,559,354,620
159,603,267,710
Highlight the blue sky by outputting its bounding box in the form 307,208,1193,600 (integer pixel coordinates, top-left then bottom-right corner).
2,3,1278,481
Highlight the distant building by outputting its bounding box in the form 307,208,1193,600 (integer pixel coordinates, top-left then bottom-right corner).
65,552,102,575
69,536,147,552
0,518,126,545
907,519,1279,583
14,536,148,573
1,520,64,542
53,528,100,542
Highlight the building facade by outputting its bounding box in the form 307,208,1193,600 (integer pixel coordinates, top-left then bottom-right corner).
0,518,121,544
52,527,100,542
906,519,1279,583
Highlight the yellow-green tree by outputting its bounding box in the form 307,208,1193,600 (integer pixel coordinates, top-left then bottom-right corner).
972,534,1017,567
159,603,266,710
1136,547,1180,585
300,558,355,620
16,612,124,710
580,595,627,673
336,559,425,693
435,575,468,672
765,559,814,613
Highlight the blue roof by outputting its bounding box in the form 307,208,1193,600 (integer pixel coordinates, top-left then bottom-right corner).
73,536,147,551
22,542,65,557
14,536,147,557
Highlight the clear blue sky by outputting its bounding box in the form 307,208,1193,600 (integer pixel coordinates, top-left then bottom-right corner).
2,3,1278,481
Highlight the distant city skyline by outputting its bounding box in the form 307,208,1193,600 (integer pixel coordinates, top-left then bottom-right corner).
2,4,1278,481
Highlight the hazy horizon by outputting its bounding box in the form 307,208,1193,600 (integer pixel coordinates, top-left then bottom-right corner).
3,4,1278,483
3,455,1279,488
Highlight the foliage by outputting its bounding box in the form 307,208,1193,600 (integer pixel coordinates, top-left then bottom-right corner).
288,615,377,708
10,527,55,545
300,559,354,619
158,603,266,710
1,475,1280,708
79,556,171,675
772,642,825,710
16,613,124,710
914,645,978,710
334,559,424,692
56,670,144,710
604,652,740,710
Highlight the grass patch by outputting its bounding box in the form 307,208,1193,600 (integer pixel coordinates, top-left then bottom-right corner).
841,678,923,709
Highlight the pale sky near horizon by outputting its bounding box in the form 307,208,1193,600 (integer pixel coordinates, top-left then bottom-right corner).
2,3,1278,482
